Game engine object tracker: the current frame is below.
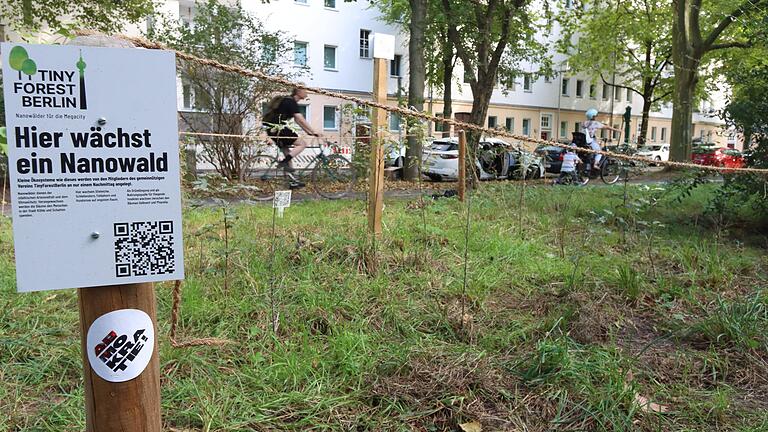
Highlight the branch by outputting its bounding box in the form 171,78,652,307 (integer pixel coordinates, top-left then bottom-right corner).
708,40,752,51
650,89,673,104
489,3,513,74
442,0,476,85
599,72,642,97
703,0,766,51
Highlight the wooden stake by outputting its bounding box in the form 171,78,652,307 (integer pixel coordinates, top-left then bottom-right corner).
69,34,162,432
78,283,161,432
367,57,387,235
458,130,466,202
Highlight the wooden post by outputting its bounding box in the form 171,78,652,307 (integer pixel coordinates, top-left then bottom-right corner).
458,130,466,202
367,57,387,235
78,284,161,431
69,35,162,432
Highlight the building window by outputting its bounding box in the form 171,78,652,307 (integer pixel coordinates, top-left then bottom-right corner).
505,117,514,132
600,129,606,139
524,74,532,92
612,124,619,140
540,114,551,130
390,54,402,76
614,86,621,101
602,84,609,101
488,116,497,128
576,80,583,98
560,121,568,138
323,106,338,130
463,67,472,84
294,41,308,66
324,0,336,7
389,113,401,131
651,126,657,141
359,29,371,58
589,84,596,99
323,45,336,70
182,84,192,109
295,0,308,4
561,77,569,96
574,122,581,133
435,113,445,132
522,118,531,136
661,127,667,141
298,104,308,118
626,88,632,102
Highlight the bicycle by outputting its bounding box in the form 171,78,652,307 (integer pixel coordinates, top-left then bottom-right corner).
574,146,629,185
250,137,357,200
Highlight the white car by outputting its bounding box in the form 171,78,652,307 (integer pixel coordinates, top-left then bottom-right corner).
422,137,545,181
636,143,670,163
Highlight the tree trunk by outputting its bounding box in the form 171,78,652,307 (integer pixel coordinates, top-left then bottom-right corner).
441,41,453,138
403,0,427,181
639,76,654,145
465,83,494,187
670,64,697,161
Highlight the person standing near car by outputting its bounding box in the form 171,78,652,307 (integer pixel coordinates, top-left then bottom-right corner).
262,88,322,185
556,144,582,184
582,109,621,171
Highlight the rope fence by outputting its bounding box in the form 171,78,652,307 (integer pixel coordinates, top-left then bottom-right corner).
76,30,768,176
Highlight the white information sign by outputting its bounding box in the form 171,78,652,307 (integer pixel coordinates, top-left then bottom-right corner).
273,190,291,218
86,308,155,383
2,43,184,292
372,33,396,60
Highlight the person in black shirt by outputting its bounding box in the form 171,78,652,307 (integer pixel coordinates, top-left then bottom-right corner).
262,88,322,177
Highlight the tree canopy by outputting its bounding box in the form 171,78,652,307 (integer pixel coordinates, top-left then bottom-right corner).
0,0,156,34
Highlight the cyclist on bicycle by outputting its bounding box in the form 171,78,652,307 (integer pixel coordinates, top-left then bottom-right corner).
262,88,322,185
582,108,621,172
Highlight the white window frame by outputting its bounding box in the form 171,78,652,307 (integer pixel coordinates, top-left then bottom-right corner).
488,116,498,128
294,41,308,66
522,118,531,136
661,127,667,142
323,45,337,70
523,74,532,92
540,113,552,131
390,54,402,77
505,117,514,132
359,29,371,59
651,126,657,141
323,105,338,130
626,88,632,102
560,121,568,138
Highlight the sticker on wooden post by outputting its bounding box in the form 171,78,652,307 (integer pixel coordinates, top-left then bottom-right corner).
273,190,291,218
86,309,155,383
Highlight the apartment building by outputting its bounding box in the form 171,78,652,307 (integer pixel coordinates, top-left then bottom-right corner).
0,0,736,149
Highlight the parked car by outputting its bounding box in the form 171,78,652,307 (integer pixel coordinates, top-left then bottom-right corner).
384,137,434,177
636,143,670,163
691,147,745,168
423,137,545,181
535,144,567,173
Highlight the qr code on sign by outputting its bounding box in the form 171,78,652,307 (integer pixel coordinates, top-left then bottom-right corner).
114,221,175,278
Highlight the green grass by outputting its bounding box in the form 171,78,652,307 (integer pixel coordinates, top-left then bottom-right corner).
1,183,767,431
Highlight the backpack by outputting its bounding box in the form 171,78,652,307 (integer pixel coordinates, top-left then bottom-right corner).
261,95,285,125
571,131,588,148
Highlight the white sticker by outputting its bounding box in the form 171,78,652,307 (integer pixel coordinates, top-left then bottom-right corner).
86,308,155,383
273,190,292,208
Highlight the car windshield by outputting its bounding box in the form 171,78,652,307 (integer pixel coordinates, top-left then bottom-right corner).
538,146,562,152
639,145,663,152
692,147,716,154
431,142,458,151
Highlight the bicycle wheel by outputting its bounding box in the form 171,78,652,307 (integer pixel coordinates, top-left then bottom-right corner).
311,155,357,199
249,154,281,201
600,157,623,184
